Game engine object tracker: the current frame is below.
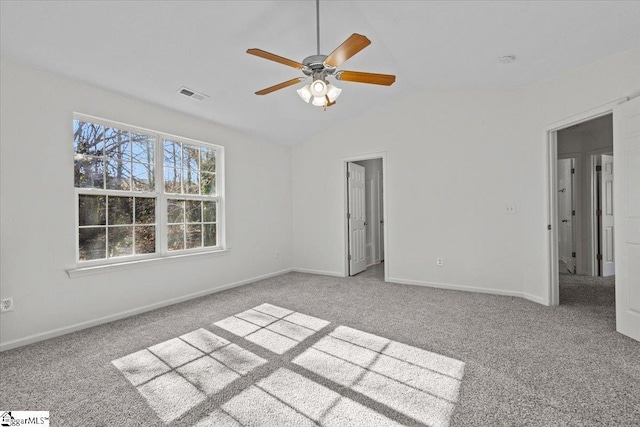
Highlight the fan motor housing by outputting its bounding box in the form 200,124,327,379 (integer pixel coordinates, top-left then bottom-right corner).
302,54,336,77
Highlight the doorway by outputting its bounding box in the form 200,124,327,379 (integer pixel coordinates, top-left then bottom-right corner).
343,153,388,280
556,114,614,280
547,96,640,342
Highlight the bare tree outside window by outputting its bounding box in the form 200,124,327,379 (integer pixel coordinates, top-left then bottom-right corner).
73,117,220,264
163,139,217,251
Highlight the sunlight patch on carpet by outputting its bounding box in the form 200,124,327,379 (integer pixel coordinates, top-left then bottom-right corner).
252,303,294,318
209,343,267,375
193,410,242,427
214,305,329,354
111,328,265,423
209,368,403,426
293,326,465,427
112,304,465,426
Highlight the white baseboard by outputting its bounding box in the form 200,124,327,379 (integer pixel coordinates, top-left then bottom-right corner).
388,276,546,304
0,268,293,352
522,292,548,306
292,268,345,277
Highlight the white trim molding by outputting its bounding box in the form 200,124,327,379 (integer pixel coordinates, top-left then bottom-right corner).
67,247,232,278
388,276,547,305
292,268,345,277
0,268,292,352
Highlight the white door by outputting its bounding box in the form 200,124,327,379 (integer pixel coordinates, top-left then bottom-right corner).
599,154,615,276
348,162,366,275
613,97,640,342
557,159,576,274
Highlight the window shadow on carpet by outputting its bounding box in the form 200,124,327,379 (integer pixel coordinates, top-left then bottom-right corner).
112,303,465,426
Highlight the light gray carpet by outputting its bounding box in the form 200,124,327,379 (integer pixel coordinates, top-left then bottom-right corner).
1,265,638,426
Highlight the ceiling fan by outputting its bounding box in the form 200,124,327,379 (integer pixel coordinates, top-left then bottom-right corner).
246,0,396,109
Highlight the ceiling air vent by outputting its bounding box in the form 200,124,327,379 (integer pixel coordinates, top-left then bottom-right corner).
178,86,208,101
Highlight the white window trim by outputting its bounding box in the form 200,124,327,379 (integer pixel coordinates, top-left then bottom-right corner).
69,113,226,273
66,247,232,279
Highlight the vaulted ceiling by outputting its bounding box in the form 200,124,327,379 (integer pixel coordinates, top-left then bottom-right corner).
2,1,639,145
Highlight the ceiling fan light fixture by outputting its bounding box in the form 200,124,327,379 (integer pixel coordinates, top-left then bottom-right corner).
311,96,326,107
310,79,328,97
297,85,312,103
326,84,342,102
246,0,395,108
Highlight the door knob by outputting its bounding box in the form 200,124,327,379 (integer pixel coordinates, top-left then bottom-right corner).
562,219,569,223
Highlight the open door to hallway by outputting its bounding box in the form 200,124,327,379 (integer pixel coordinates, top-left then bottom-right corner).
346,157,386,277
347,162,366,276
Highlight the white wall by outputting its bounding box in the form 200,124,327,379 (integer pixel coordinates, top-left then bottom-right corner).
2,47,638,350
0,59,292,350
558,115,613,275
292,47,640,304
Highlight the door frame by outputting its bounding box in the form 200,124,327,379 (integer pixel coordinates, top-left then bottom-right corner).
342,152,389,281
545,98,627,306
556,155,579,274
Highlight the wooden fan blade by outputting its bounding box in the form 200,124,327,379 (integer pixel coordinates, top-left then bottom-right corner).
324,33,371,68
336,70,396,86
255,77,305,95
247,48,305,70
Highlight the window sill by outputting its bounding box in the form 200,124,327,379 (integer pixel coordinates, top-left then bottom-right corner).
66,248,232,279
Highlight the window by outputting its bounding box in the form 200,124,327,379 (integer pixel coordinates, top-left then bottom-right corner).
73,114,223,266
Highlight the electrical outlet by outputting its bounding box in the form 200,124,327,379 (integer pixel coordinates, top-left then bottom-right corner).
436,258,444,267
275,250,280,259
1,297,14,313
505,204,517,214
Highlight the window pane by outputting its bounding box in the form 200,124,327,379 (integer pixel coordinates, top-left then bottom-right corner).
132,162,154,192
79,195,106,226
79,227,106,261
106,159,131,190
183,169,199,194
75,119,221,263
183,145,200,171
132,133,155,164
164,167,182,193
167,199,185,223
168,225,185,251
104,128,131,162
135,198,155,224
74,121,104,156
135,226,156,254
186,224,202,249
201,172,216,195
204,224,217,247
74,155,104,189
108,226,133,257
203,201,216,222
201,147,215,172
186,200,202,223
164,140,182,168
108,196,133,225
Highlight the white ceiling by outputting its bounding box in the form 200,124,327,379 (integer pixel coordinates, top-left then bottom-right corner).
2,1,640,145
